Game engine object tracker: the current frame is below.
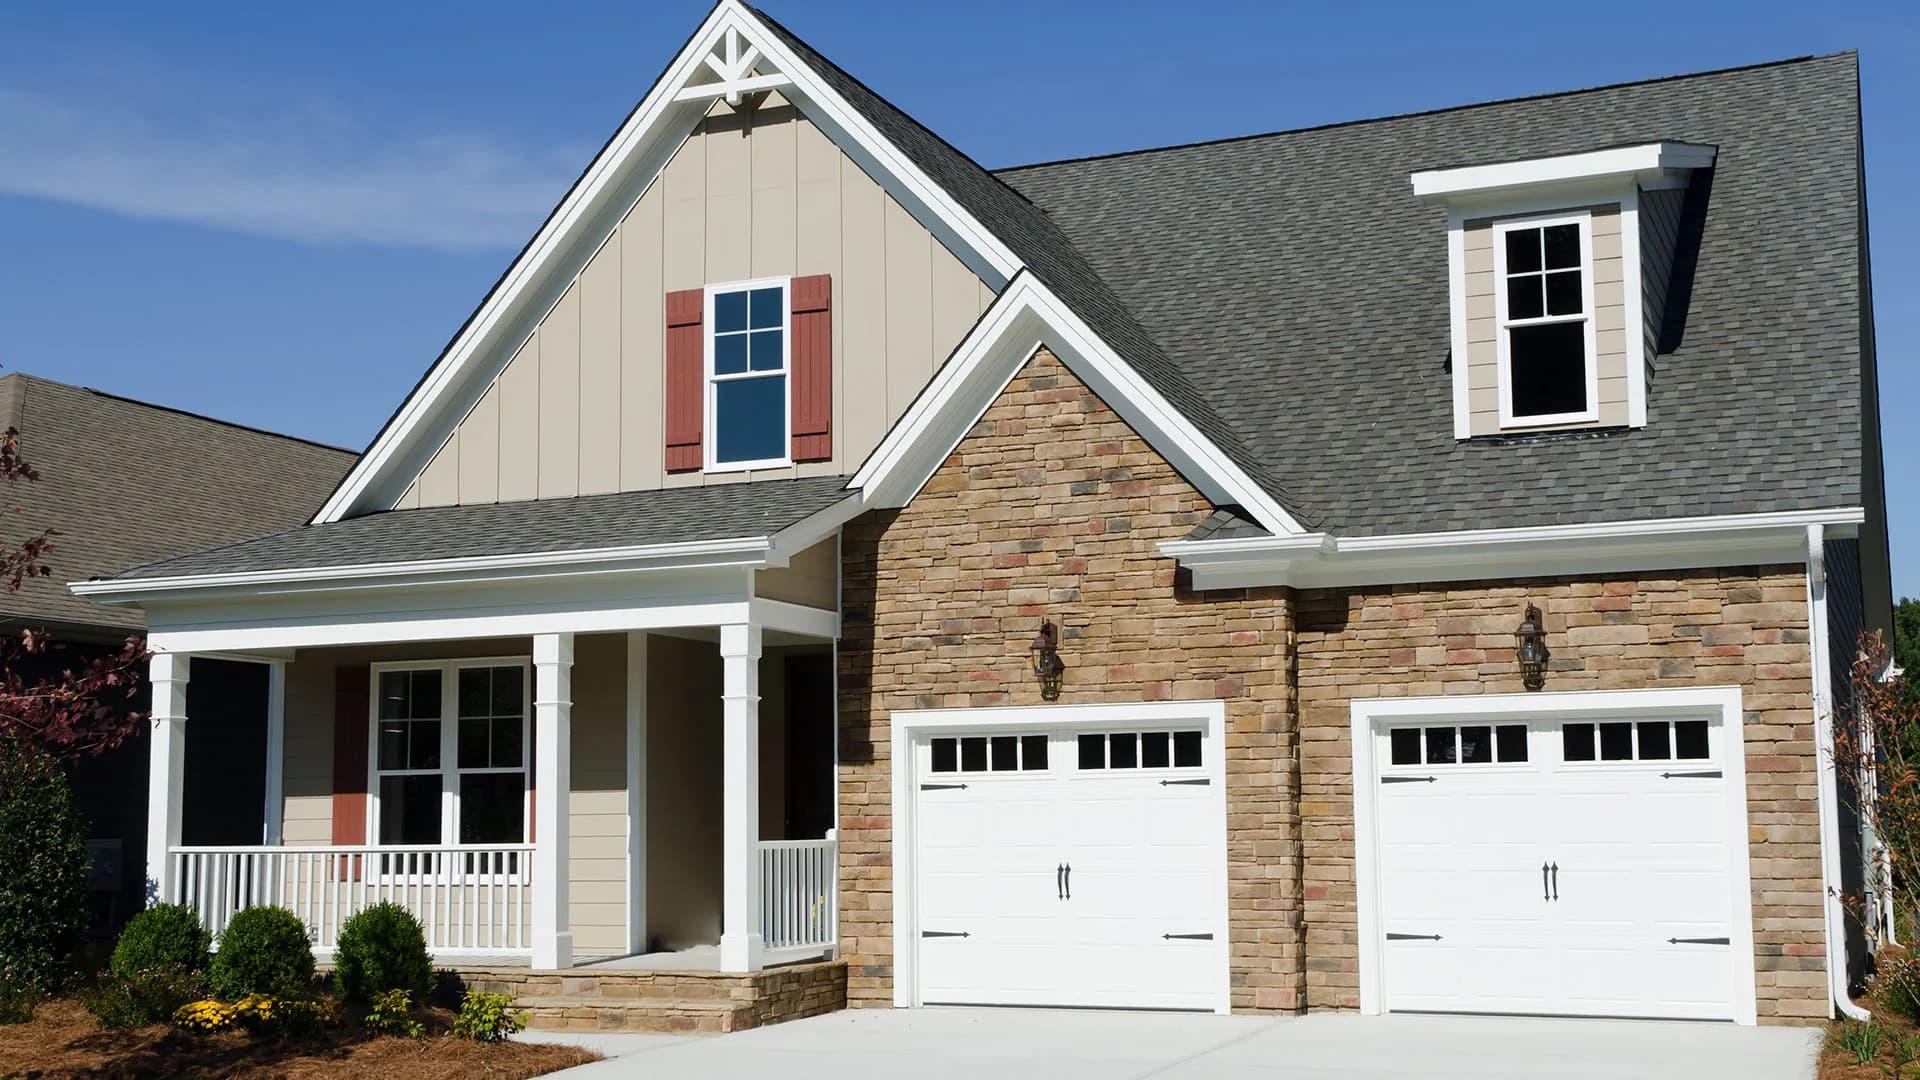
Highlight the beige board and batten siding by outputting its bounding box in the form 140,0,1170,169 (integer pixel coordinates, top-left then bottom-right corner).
397,93,995,509
755,536,838,611
1464,203,1627,436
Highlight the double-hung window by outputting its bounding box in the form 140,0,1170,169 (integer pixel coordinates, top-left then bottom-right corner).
706,279,789,469
1494,212,1597,425
372,660,528,848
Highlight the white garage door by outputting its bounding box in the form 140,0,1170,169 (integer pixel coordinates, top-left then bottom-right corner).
912,725,1226,1010
1374,713,1746,1021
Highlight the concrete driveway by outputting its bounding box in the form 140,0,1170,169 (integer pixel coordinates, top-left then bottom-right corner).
524,1007,1822,1079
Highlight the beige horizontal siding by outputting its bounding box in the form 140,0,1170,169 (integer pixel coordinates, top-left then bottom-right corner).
1464,203,1629,435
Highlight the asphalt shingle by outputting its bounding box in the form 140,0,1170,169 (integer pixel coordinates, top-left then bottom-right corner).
108,475,855,580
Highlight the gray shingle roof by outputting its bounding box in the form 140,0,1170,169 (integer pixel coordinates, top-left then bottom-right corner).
996,54,1866,535
748,4,1314,527
5,374,356,631
108,475,854,580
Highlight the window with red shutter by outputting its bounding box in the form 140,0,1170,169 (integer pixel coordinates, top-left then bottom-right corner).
664,288,705,471
790,274,832,462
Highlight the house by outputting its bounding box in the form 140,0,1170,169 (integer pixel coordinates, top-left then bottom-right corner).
70,1,1888,1031
0,373,354,928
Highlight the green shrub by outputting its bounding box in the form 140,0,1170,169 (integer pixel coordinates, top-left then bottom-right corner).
451,990,522,1043
1876,951,1920,1023
111,905,212,980
332,902,431,1004
209,907,314,1000
363,988,425,1038
0,973,42,1025
83,964,208,1029
1832,1018,1886,1066
0,741,89,995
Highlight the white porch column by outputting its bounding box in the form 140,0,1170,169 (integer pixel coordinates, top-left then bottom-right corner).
145,652,190,906
625,631,648,956
262,660,286,845
719,622,763,972
533,632,575,970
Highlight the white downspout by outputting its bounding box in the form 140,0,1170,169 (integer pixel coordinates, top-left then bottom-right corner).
1808,523,1871,1020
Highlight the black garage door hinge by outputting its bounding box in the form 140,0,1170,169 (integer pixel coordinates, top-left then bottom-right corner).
1667,936,1730,945
1163,932,1214,940
922,930,971,939
1660,770,1722,779
1381,776,1437,784
920,782,969,791
1386,932,1443,941
1160,778,1210,786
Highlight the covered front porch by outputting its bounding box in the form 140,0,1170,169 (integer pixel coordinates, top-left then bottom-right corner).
124,536,846,977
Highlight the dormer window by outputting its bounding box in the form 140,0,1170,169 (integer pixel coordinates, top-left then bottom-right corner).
707,278,791,470
1495,213,1596,424
1412,141,1716,440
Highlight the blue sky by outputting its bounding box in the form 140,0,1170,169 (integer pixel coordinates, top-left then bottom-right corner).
2,1,1913,592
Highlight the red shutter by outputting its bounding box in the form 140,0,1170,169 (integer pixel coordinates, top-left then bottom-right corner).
790,274,832,462
664,288,705,472
332,667,370,879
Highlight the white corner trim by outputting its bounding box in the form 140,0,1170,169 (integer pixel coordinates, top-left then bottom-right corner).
887,700,1231,1014
70,535,783,603
1411,141,1717,202
1160,506,1867,590
1807,524,1871,1021
849,273,1306,537
312,0,1021,525
1447,218,1472,440
1349,686,1756,1026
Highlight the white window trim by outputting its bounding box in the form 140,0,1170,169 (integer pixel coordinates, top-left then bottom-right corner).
887,700,1231,1014
367,656,533,854
703,275,794,473
1349,687,1757,1027
1491,209,1600,429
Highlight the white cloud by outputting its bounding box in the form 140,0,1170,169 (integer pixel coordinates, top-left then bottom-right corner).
0,86,582,252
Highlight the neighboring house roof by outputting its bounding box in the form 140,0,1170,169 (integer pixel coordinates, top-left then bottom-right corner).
994,53,1866,535
6,374,355,632
109,475,853,579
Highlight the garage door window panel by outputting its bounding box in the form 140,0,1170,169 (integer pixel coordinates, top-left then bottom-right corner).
1562,719,1712,764
1074,731,1205,771
1387,723,1530,768
928,734,1049,774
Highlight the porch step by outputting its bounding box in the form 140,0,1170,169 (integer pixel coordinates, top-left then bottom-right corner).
515,994,753,1034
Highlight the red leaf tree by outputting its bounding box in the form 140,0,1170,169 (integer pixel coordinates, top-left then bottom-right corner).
0,427,148,757
1834,630,1918,948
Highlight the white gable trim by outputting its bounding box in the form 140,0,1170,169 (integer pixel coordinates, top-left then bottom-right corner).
1411,141,1717,204
313,0,1020,524
848,273,1306,536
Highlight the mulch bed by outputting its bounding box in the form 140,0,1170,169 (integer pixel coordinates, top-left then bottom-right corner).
0,999,598,1080
1820,1001,1920,1080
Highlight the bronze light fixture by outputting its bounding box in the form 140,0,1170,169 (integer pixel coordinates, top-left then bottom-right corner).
1030,620,1066,702
1515,603,1550,692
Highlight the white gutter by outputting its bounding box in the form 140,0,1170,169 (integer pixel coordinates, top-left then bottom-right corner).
1161,507,1868,591
1807,523,1871,1021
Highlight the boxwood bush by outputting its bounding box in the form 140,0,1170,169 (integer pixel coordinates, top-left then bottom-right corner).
110,904,212,979
332,902,431,1004
0,739,89,996
209,906,315,1000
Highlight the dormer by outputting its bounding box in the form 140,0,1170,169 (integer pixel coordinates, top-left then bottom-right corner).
1412,142,1716,439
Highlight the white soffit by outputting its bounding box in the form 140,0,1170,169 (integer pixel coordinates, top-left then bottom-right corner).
1160,506,1864,590
1411,141,1718,205
312,0,1021,524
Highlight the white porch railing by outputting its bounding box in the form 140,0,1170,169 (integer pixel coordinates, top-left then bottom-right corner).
169,845,535,953
759,835,836,953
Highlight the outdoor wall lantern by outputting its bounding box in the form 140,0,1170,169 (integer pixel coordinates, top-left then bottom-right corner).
1030,620,1066,702
1515,603,1551,692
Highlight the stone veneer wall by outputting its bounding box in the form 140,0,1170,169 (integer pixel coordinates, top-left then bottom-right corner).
1294,570,1827,1024
837,349,1304,1011
457,960,847,1033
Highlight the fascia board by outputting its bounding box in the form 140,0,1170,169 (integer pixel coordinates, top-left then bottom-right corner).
1411,141,1718,202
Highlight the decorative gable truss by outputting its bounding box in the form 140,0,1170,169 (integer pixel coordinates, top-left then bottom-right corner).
313,0,1310,542
315,0,1019,523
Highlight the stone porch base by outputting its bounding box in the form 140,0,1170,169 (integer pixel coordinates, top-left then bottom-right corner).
452,960,847,1033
